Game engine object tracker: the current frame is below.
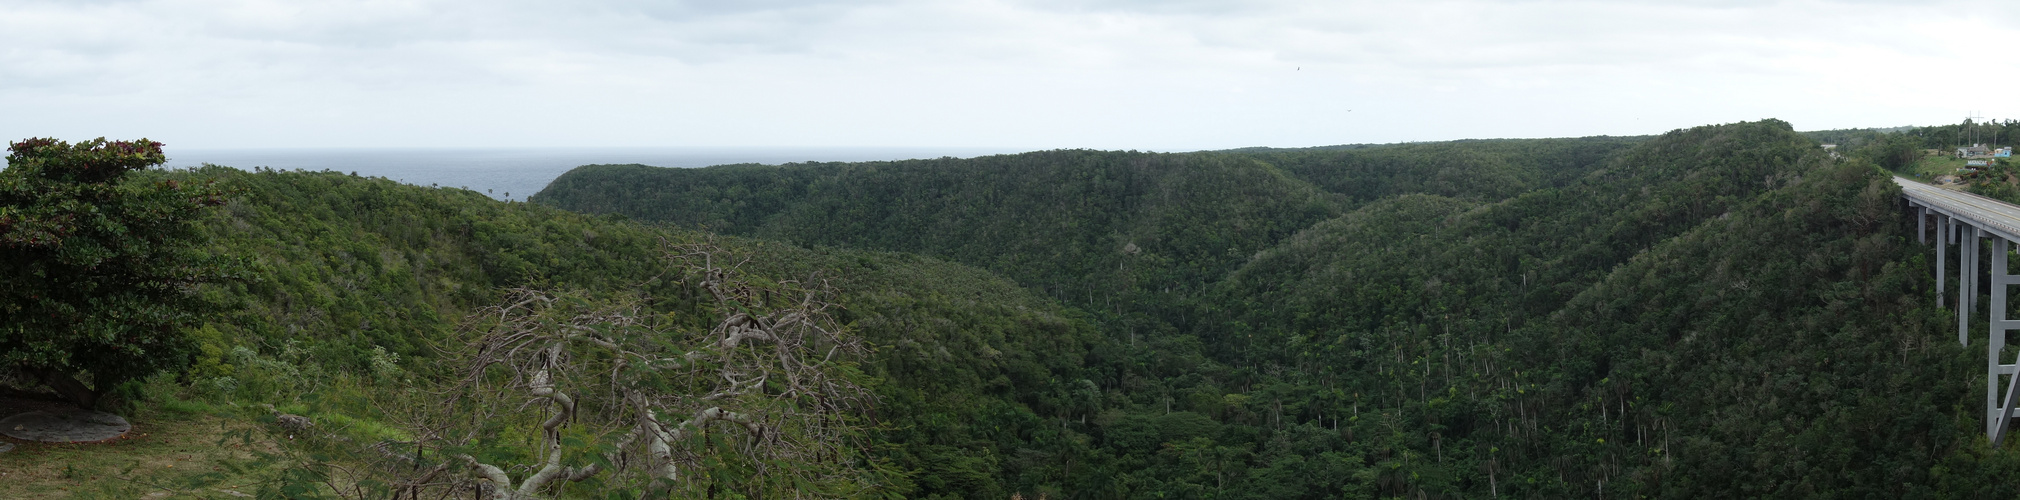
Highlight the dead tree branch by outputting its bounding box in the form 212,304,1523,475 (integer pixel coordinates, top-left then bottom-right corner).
371,240,871,498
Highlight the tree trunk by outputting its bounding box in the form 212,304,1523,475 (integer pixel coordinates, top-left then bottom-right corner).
37,369,98,409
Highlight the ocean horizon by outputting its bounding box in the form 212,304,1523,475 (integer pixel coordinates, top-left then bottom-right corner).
163,146,1029,201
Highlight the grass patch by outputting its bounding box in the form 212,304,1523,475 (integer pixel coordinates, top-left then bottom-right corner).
0,413,282,499
153,395,222,417
1903,154,1970,180
270,400,413,443
310,412,412,443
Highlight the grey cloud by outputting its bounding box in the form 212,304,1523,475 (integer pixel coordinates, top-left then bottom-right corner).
0,0,2009,148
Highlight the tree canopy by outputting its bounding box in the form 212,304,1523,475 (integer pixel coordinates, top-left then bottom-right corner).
0,138,230,408
519,120,2020,497
28,121,2020,497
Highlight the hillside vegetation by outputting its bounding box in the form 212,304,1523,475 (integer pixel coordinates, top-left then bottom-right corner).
6,166,1108,497
1232,137,1641,205
529,120,2020,497
534,151,1339,311
8,120,2018,498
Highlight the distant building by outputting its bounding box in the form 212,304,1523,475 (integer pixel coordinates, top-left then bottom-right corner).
1999,147,2014,158
1969,159,1991,167
1960,144,1994,158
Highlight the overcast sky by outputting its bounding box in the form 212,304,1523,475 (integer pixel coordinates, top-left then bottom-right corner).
1,0,2009,150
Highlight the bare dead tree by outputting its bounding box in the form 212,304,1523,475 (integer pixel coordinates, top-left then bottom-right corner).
356,240,872,498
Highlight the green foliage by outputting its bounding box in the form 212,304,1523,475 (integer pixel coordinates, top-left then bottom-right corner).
135,165,1110,497
1511,158,1979,496
534,150,1344,313
0,137,233,407
55,118,2020,497
1220,120,1823,359
527,119,2020,496
1240,137,1643,205
1873,119,2020,151
1860,132,1925,171
1210,121,2019,497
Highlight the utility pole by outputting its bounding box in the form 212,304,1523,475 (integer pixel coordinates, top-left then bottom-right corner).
1968,111,1987,147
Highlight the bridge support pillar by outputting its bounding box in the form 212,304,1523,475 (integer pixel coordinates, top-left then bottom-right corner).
1919,205,1927,244
1965,227,1982,346
1988,238,2020,444
1939,215,1949,321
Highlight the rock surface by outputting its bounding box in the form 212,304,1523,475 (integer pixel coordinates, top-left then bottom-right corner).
275,413,313,432
0,409,131,443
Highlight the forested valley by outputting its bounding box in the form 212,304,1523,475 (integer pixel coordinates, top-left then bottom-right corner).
5,119,2018,498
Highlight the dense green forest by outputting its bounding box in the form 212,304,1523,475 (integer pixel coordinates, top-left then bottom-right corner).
8,119,2020,497
175,167,1122,497
530,120,2020,497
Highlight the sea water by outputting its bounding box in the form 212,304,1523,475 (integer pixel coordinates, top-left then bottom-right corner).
164,147,1023,201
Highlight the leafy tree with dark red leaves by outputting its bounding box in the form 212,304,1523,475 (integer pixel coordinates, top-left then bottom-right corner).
0,137,232,408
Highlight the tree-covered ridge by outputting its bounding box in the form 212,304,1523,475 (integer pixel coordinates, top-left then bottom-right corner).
189,168,657,369
1197,120,1973,496
22,119,2020,497
1217,121,1818,353
1237,137,1643,205
1245,152,1965,497
1513,160,1974,496
524,119,2020,497
531,140,1639,322
124,166,1108,497
535,150,1343,311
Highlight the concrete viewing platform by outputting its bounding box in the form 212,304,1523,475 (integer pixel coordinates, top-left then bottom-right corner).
0,408,132,443
0,392,133,447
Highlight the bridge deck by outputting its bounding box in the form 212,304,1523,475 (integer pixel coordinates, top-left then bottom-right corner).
1899,176,2020,444
1896,177,2020,243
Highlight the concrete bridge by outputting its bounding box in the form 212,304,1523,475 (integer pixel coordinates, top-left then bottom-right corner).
1899,176,2020,445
